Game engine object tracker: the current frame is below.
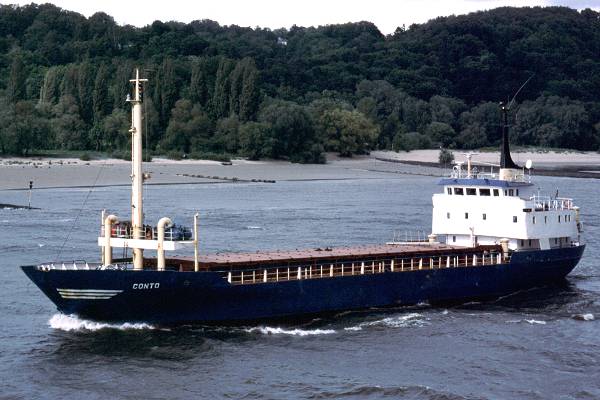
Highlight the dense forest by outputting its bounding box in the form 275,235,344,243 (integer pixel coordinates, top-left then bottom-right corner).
0,4,599,161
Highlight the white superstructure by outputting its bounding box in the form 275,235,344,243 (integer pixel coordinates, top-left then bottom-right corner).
431,160,582,251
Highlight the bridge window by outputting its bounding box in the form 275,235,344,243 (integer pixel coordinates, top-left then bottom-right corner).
447,187,452,195
452,235,456,243
504,190,508,196
482,213,487,220
509,189,514,196
513,216,518,223
479,189,491,196
465,212,469,219
466,188,477,196
493,189,499,196
454,188,464,195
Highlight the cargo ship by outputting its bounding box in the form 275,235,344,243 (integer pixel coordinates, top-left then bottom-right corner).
21,71,585,324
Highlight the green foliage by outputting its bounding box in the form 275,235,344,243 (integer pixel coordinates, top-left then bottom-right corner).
7,53,27,103
238,121,273,160
393,132,432,151
161,99,213,153
438,148,455,165
0,3,599,160
318,108,379,156
258,99,323,163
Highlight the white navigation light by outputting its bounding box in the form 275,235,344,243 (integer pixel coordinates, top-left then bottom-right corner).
525,159,533,169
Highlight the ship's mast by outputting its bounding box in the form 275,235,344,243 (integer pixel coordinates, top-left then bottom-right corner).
128,69,148,270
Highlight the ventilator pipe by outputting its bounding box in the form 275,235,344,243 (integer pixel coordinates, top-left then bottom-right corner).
157,217,172,271
499,238,510,261
103,215,119,266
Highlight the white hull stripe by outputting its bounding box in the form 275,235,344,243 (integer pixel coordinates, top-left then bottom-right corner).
57,288,123,300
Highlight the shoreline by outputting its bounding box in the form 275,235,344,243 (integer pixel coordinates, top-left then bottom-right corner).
1,150,599,191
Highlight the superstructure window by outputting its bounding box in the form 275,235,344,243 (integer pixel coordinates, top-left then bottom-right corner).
447,212,450,219
513,216,518,223
447,188,452,195
482,213,487,220
533,216,536,224
544,216,548,224
509,189,514,196
454,188,464,195
479,189,491,196
466,188,477,196
558,216,561,223
493,189,499,196
516,189,519,196
465,212,469,219
452,235,456,243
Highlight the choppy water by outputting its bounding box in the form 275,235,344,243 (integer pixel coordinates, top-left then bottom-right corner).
1,175,599,399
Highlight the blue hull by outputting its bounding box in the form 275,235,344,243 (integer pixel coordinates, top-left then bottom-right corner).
21,246,585,324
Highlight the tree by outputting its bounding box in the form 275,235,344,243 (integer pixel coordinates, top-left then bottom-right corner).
161,99,214,153
77,61,94,123
155,58,179,127
7,54,27,103
101,108,129,151
189,58,209,106
425,121,456,147
93,63,111,118
213,115,239,153
52,95,87,149
439,148,455,165
239,58,260,121
258,99,323,163
393,131,432,151
319,108,379,156
40,66,62,104
238,121,273,160
0,100,49,155
211,57,234,119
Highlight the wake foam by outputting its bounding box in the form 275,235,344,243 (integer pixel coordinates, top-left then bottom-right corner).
244,326,336,336
48,314,155,332
506,318,547,325
573,313,595,321
345,313,425,331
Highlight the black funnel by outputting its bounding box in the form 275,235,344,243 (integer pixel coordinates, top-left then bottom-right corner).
499,102,519,169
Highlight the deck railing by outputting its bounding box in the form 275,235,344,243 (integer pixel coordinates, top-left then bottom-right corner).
36,261,128,271
528,195,574,211
224,251,508,285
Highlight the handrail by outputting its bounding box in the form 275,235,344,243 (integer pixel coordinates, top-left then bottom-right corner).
528,195,574,211
224,250,510,286
100,224,193,241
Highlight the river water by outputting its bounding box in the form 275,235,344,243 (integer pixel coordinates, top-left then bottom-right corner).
1,174,598,399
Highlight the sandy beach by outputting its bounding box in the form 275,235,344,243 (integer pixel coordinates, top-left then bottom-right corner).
372,149,600,169
1,150,598,192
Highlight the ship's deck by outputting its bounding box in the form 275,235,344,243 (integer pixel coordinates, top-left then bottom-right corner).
166,243,501,271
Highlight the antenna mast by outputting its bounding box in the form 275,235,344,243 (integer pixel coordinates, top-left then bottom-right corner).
127,69,148,270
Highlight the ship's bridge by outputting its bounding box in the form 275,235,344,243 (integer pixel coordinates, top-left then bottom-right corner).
431,163,581,251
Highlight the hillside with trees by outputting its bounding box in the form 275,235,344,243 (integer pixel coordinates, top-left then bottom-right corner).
0,4,599,161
